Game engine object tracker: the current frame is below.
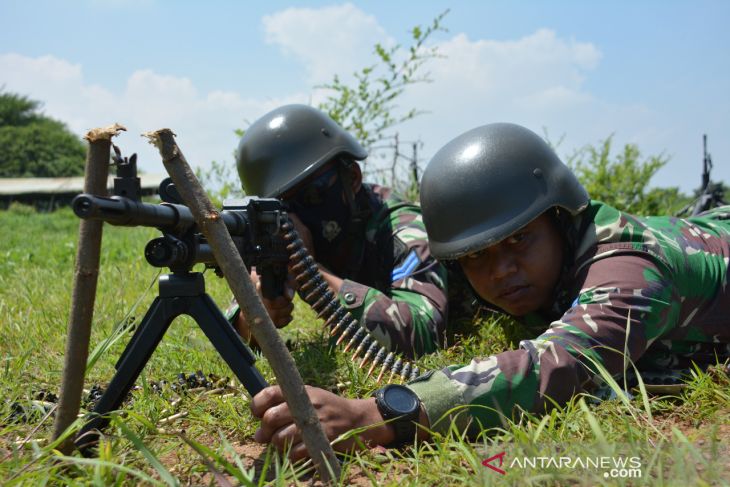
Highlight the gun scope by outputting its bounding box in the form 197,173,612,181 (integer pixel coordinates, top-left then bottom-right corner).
145,237,215,269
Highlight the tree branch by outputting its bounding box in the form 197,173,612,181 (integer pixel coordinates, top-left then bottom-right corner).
52,123,126,454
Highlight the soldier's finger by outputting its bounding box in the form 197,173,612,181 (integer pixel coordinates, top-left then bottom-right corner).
286,274,299,293
289,442,309,462
270,299,294,315
271,423,302,451
258,402,293,440
273,313,293,328
263,298,294,327
250,386,285,418
274,294,294,306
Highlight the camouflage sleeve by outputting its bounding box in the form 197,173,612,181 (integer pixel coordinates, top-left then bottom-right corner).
407,252,678,435
338,213,449,359
224,298,240,322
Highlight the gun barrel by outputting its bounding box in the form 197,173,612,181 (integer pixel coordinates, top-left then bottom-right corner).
72,194,195,233
72,194,255,237
71,193,287,274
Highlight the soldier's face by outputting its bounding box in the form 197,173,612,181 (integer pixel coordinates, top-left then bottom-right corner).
457,212,564,316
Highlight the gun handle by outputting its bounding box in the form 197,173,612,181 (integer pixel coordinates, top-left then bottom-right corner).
259,265,287,300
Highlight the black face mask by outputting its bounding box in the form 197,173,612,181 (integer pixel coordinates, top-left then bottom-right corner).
285,167,352,269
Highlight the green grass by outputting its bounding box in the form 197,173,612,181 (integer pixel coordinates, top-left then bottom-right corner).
1,203,729,486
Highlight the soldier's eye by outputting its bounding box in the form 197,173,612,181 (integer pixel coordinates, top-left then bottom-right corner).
507,232,526,245
464,248,487,260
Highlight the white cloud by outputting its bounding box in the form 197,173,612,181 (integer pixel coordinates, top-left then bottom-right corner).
1,53,83,84
0,53,307,176
387,29,678,184
400,29,607,130
262,3,393,84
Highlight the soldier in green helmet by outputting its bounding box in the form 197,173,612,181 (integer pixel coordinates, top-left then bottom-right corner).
250,122,730,460
228,104,473,359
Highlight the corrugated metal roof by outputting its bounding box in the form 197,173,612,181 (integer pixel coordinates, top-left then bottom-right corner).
0,174,168,195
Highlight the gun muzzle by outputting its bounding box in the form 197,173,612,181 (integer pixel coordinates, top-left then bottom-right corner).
72,194,195,234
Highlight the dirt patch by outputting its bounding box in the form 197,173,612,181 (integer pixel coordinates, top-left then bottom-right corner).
230,441,267,462
654,410,730,442
156,435,270,484
157,433,405,486
651,410,730,478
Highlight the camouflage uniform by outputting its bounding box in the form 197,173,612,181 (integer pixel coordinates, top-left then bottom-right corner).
407,201,730,435
228,183,472,358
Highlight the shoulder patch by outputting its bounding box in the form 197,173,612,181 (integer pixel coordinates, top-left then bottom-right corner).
391,249,420,283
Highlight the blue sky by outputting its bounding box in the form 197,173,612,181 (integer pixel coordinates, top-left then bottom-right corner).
1,0,728,191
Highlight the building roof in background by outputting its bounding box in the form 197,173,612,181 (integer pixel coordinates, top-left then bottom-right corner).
0,174,168,195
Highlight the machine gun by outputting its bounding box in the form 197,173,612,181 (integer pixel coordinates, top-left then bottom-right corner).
73,147,419,449
678,134,726,216
72,149,283,449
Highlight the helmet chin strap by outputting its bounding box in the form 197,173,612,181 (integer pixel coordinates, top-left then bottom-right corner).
550,205,593,314
338,159,362,213
336,160,371,278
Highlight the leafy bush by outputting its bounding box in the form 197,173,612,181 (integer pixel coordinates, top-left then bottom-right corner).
567,135,690,215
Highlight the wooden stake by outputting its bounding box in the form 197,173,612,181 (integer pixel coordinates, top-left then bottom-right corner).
51,124,126,454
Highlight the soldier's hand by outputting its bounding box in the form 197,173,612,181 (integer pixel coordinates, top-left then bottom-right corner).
233,271,295,341
251,385,393,461
261,283,295,329
254,269,295,329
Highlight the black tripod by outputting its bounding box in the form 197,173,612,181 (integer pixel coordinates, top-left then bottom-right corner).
76,271,268,451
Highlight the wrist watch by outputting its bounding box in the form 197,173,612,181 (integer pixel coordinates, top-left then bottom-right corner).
374,384,421,446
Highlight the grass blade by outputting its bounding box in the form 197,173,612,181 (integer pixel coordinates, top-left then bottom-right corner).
112,417,178,487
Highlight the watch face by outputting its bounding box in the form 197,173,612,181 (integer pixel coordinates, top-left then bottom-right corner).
384,385,419,415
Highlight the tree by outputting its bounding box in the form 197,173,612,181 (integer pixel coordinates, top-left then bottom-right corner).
0,91,86,177
317,11,447,151
207,11,449,203
316,11,448,197
567,135,690,215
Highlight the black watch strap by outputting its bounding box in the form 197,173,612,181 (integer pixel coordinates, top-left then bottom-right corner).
374,384,420,446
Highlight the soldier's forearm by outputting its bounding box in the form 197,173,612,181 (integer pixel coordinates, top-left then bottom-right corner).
317,266,344,295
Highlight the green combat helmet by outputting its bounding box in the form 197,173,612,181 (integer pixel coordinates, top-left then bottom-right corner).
236,104,368,197
420,123,589,260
